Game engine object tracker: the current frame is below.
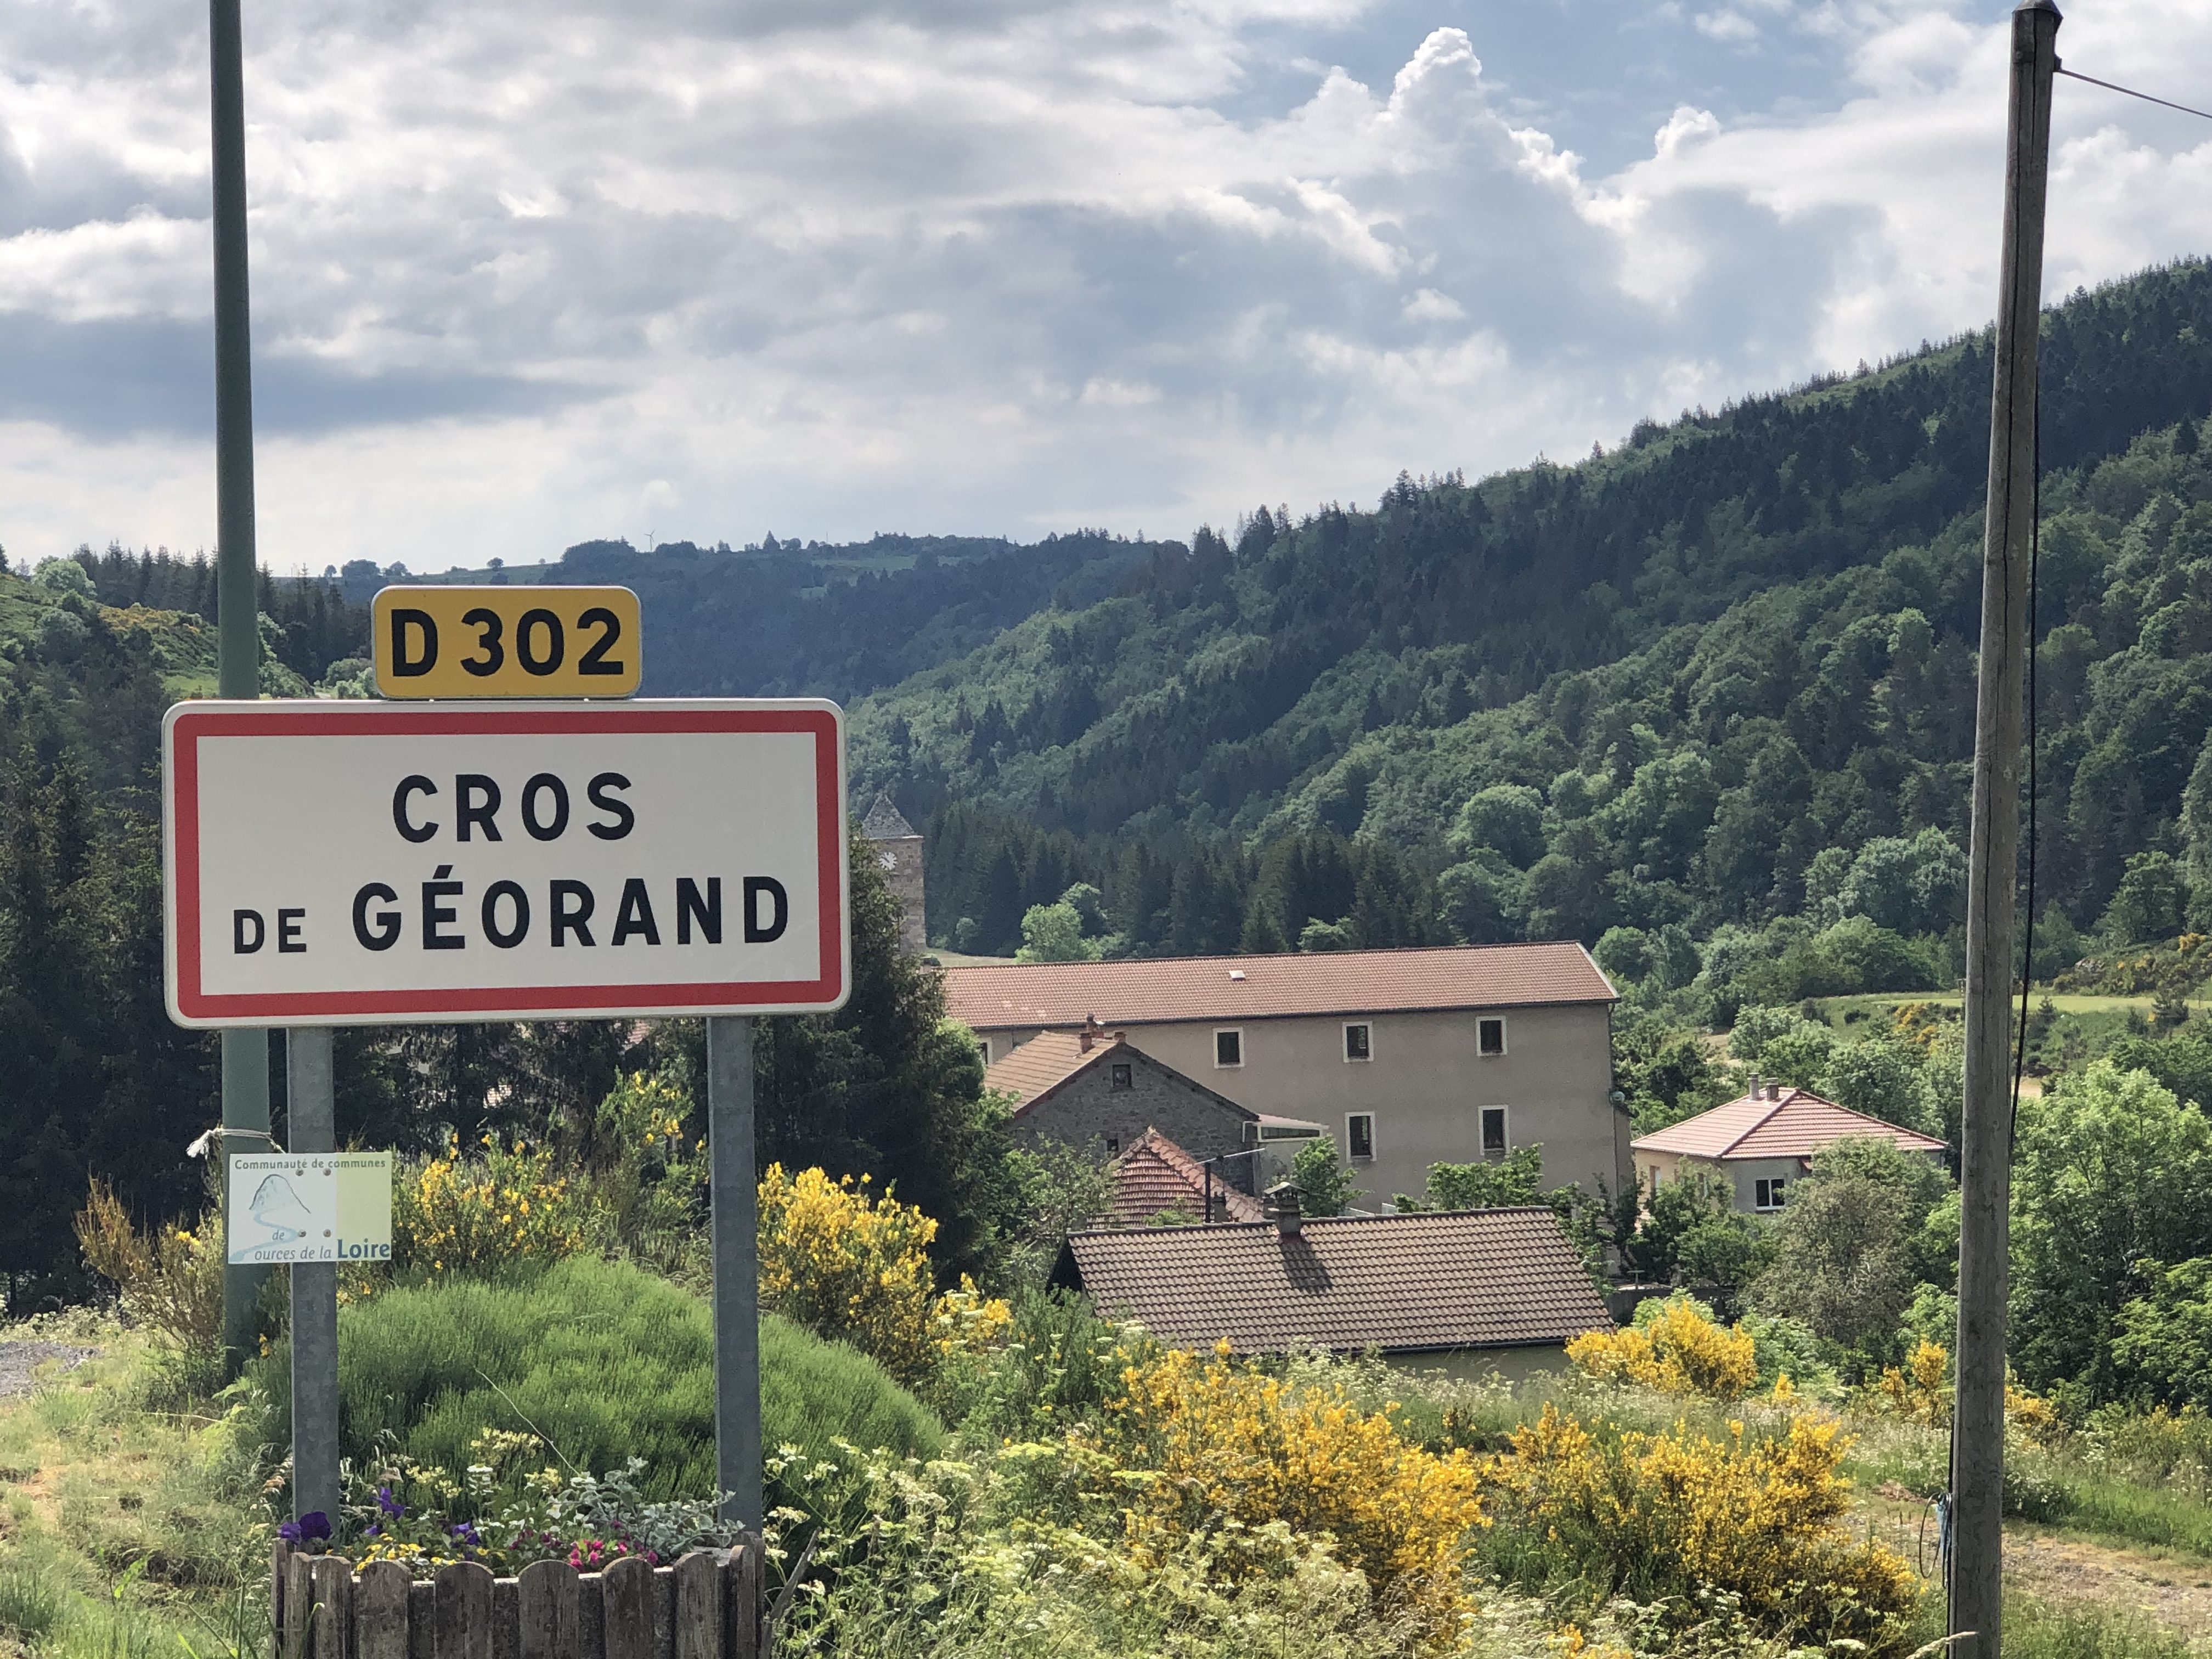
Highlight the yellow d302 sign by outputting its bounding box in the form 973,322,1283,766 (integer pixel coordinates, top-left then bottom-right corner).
373,586,642,698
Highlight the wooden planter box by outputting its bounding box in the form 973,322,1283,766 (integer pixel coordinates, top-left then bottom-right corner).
271,1537,766,1659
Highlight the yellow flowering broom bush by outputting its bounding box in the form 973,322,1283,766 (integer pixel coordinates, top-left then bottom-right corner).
1875,1338,2063,1440
393,1133,592,1276
590,1068,707,1269
74,1176,224,1355
1484,1404,1918,1649
756,1163,1009,1384
1081,1342,1487,1645
1565,1297,1758,1399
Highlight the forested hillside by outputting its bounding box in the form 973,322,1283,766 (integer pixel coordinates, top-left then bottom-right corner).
824,261,2212,968
550,532,1158,704
22,256,2212,1301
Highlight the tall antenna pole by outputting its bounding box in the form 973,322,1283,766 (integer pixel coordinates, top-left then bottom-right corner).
210,0,270,1372
1955,4,2059,1653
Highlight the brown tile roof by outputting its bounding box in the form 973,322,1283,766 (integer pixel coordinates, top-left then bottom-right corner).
983,1029,1105,1108
944,943,1615,1030
1107,1128,1265,1225
1632,1087,1949,1161
1059,1207,1611,1355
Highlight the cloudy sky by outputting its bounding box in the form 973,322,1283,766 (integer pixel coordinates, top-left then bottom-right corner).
6,0,2212,571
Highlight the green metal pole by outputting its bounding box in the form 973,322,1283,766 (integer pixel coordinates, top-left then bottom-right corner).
210,0,270,1373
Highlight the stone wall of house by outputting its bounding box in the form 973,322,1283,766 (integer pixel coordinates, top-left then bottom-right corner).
1012,1048,1258,1193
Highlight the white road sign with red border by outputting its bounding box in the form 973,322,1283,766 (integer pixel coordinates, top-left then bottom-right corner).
163,699,849,1026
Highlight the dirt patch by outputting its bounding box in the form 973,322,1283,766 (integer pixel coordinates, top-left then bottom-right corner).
2006,1527,2212,1644
0,1341,95,1400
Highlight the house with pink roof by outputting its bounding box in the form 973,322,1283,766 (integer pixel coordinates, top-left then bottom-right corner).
1630,1082,1948,1215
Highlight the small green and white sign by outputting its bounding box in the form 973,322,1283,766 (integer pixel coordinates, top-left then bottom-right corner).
226,1152,393,1265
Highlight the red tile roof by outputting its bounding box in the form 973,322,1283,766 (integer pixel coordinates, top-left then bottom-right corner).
944,943,1615,1030
1059,1207,1611,1355
1107,1128,1265,1225
1632,1087,1949,1161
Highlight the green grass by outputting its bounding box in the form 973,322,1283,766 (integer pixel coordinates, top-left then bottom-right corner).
2033,1465,2212,1558
2000,1595,2210,1659
0,1552,71,1644
252,1256,942,1503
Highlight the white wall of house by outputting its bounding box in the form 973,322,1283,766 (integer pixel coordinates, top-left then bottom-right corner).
985,1003,1626,1209
1635,1146,1943,1216
1635,1150,1798,1215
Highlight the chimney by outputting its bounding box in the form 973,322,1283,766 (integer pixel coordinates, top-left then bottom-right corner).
1747,1071,1762,1102
1080,1012,1104,1054
1264,1181,1304,1238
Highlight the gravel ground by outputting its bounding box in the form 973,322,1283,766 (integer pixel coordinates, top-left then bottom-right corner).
0,1340,96,1399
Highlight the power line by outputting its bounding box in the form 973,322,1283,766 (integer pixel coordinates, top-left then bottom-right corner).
2057,66,2212,124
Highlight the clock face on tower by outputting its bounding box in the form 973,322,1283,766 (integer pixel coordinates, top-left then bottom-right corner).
879,849,898,871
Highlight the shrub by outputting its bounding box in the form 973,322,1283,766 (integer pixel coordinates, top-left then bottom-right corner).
73,1177,223,1370
252,1256,941,1504
1404,1147,1544,1212
1567,1296,1758,1399
588,1066,706,1272
757,1164,1011,1384
940,1288,1130,1441
1482,1404,1918,1648
1081,1343,1486,1641
392,1133,592,1276
758,1163,935,1372
1871,1339,2063,1441
1291,1137,1359,1218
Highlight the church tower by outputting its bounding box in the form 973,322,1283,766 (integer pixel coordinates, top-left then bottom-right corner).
860,793,928,956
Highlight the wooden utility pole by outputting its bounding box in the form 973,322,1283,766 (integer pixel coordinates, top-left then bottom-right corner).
1955,4,2060,1653
210,0,271,1373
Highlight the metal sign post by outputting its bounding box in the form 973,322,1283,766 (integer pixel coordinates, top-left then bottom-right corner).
207,0,268,1378
708,1017,763,1529
286,1028,341,1521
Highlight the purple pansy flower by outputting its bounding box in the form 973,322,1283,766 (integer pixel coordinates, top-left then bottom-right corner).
280,1512,333,1545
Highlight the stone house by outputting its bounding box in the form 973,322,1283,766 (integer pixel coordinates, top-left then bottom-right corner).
947,943,1627,1211
1630,1084,1949,1215
983,1026,1323,1195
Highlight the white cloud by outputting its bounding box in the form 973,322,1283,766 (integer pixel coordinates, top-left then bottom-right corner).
2,1,2212,567
1402,289,1464,323
1694,12,1760,45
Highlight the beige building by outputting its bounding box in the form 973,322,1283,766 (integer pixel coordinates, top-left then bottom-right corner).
1631,1085,1949,1215
943,943,1628,1210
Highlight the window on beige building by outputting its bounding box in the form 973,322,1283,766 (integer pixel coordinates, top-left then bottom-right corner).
1343,1022,1371,1061
1754,1177,1787,1211
1214,1028,1244,1068
1477,1017,1506,1056
1347,1112,1375,1160
1480,1105,1509,1155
